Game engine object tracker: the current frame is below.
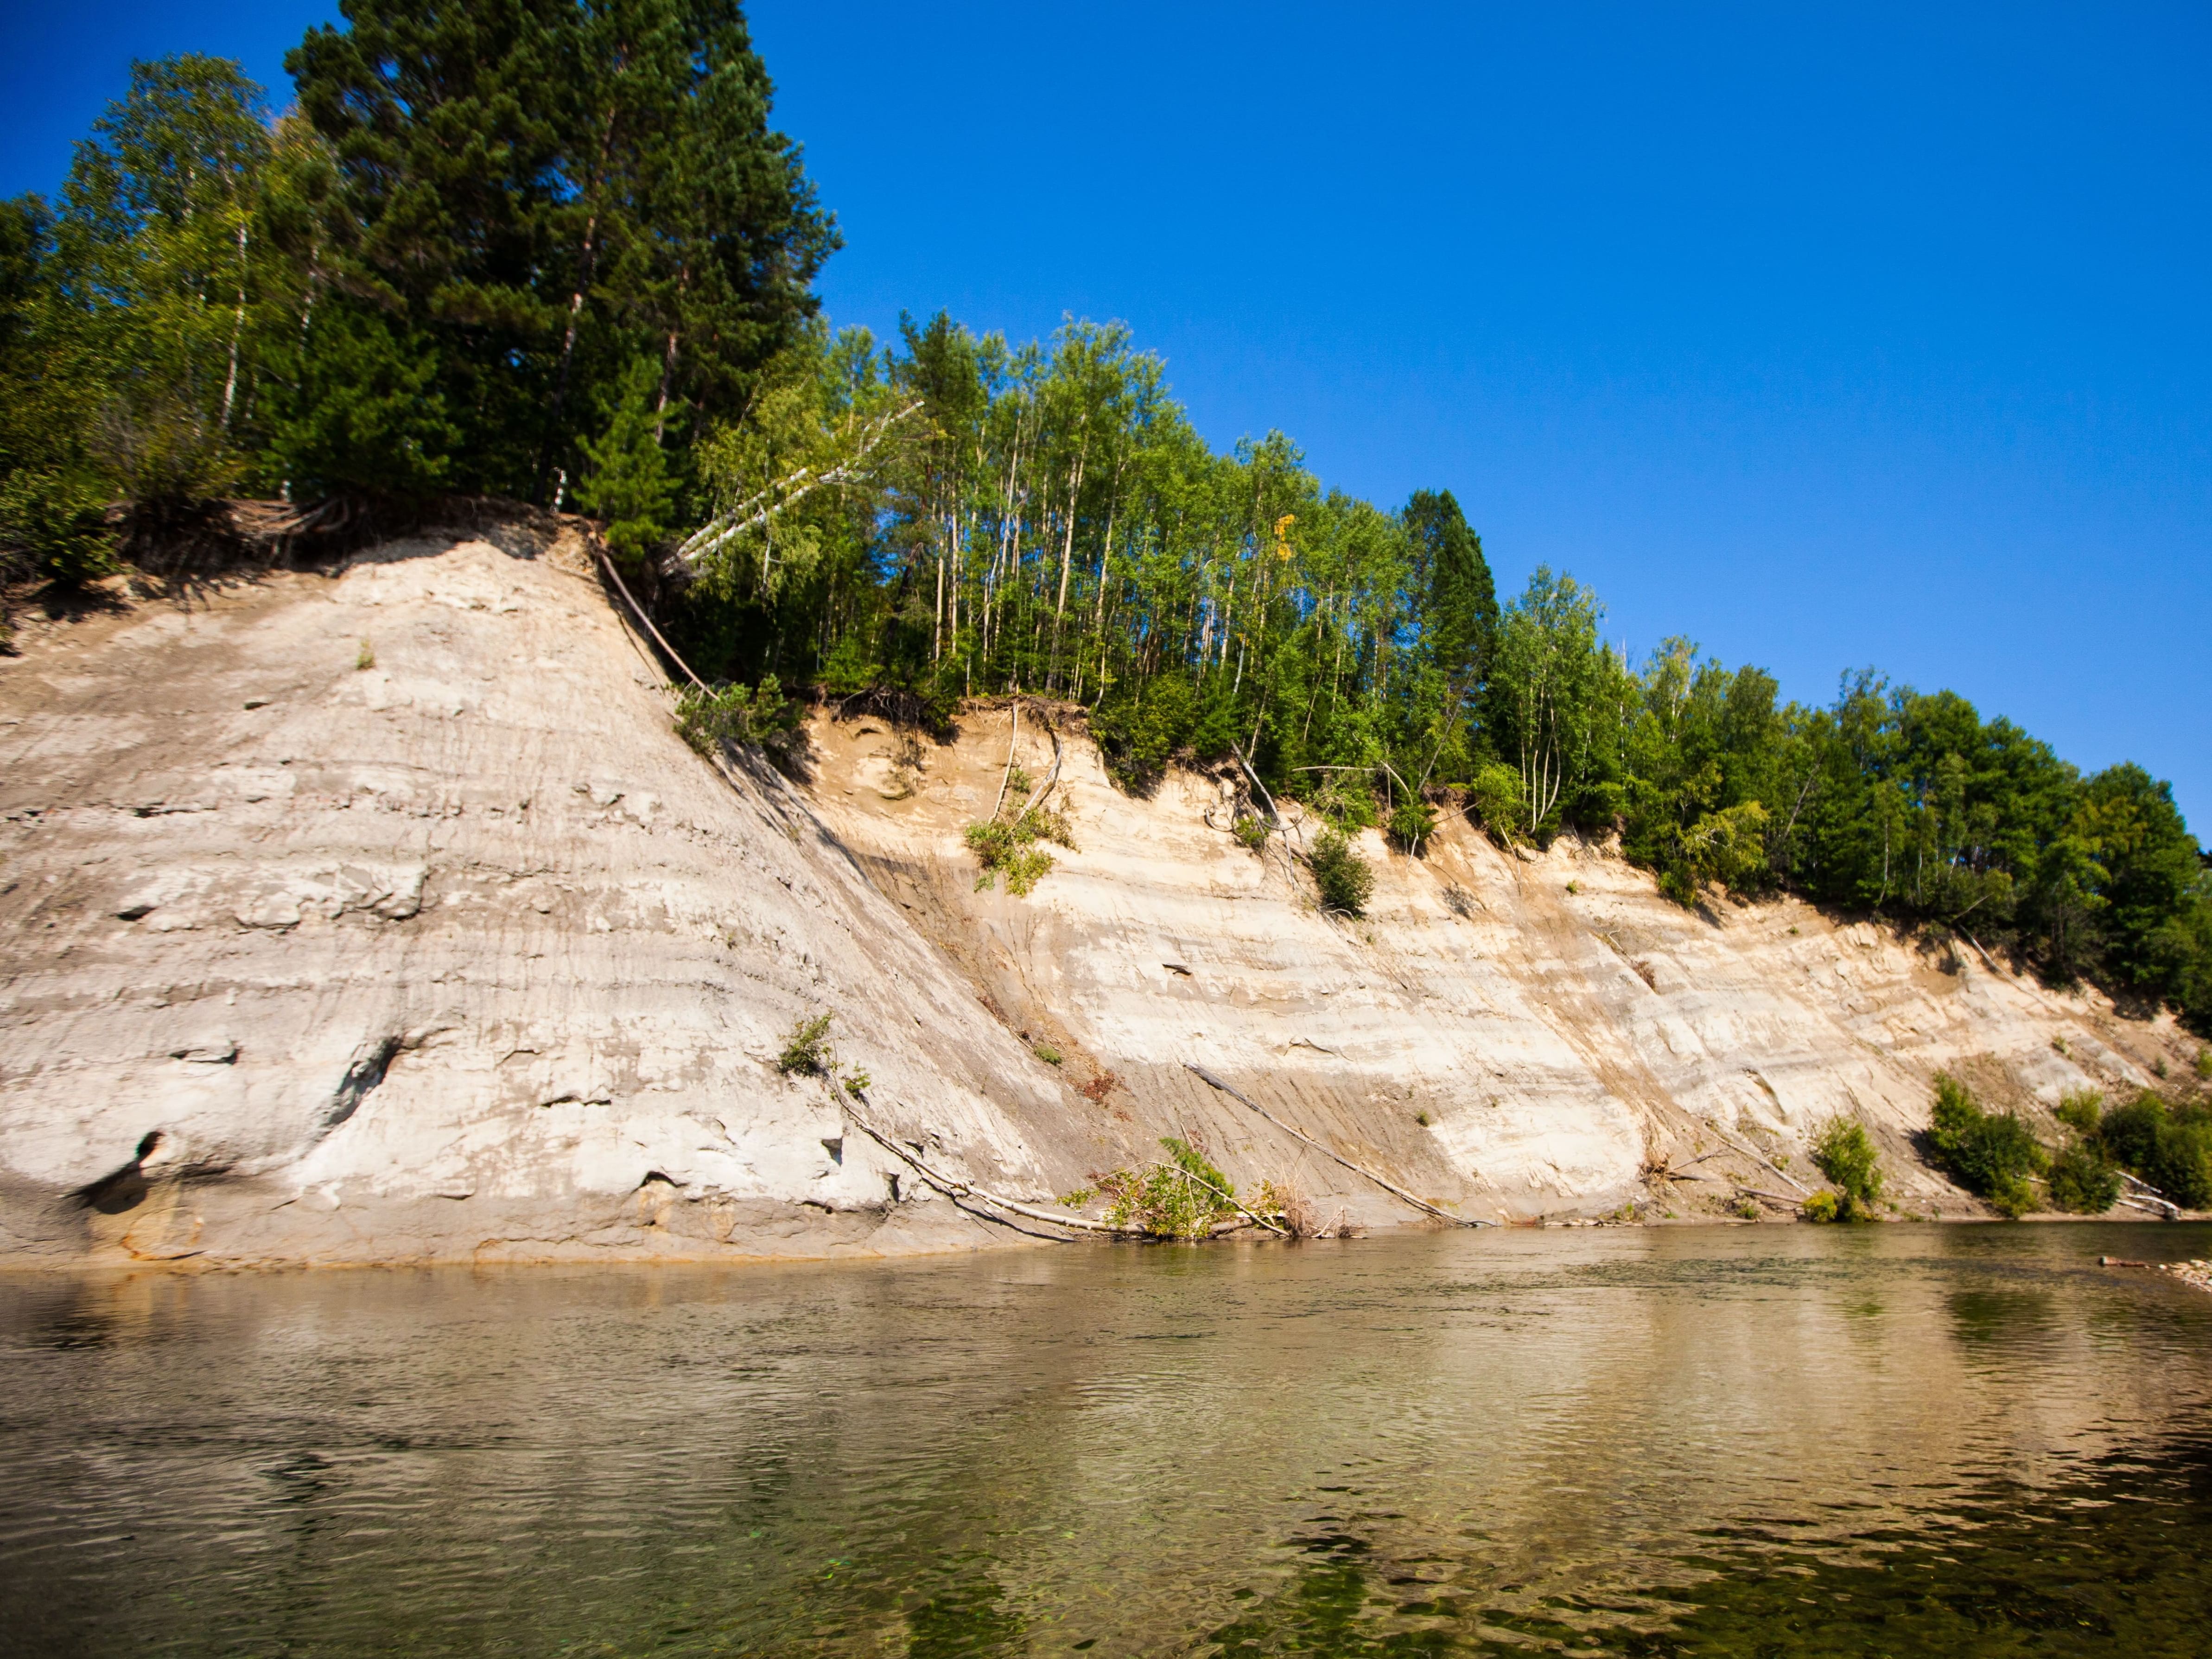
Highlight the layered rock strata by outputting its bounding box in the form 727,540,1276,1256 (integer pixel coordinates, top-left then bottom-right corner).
0,528,2197,1265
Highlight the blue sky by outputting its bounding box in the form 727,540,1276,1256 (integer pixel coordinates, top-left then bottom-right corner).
6,1,2207,833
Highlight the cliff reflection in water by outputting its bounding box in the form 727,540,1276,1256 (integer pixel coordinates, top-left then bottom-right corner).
1,1223,2208,1657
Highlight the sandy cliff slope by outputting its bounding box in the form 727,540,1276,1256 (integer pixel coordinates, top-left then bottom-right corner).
1,528,2199,1265
807,708,2199,1228
0,526,1106,1265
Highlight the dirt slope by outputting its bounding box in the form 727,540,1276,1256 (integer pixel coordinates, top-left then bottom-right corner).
0,528,1105,1265
0,528,2197,1266
807,702,2201,1227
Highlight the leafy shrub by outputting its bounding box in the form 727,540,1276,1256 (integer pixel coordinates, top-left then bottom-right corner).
2196,1049,2212,1082
1091,670,1195,794
1386,799,1437,853
776,1011,872,1097
2045,1144,2121,1214
1308,828,1374,916
1811,1119,1883,1220
2149,1116,2212,1208
1097,1138,1242,1238
2095,1092,2164,1173
1310,777,1379,832
1799,1190,1840,1223
2054,1089,2104,1137
2096,1093,2212,1208
965,803,1075,897
777,1013,835,1075
0,467,114,586
1926,1074,2048,1218
1465,762,1525,844
675,674,803,767
1680,800,1772,895
1233,814,1271,852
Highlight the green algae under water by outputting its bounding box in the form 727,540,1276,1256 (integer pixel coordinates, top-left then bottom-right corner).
1,1222,2209,1658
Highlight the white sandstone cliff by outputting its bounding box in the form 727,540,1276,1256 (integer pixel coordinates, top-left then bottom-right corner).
0,525,2197,1265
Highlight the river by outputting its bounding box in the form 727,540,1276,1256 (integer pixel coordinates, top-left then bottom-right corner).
2,1222,2208,1656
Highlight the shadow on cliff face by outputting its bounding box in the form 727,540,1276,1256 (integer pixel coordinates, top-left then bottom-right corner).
72,1129,165,1216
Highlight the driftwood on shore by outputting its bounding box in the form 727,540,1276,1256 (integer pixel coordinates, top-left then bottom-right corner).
1697,1121,1811,1196
841,1108,1132,1236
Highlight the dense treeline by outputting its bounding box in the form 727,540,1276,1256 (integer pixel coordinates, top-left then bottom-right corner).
0,0,828,565
2,10,2206,1032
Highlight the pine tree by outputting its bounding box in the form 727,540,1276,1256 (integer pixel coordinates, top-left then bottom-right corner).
287,0,836,502
574,357,674,563
288,0,581,495
1405,488,1498,694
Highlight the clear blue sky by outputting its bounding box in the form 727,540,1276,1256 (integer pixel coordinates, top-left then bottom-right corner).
6,1,2208,834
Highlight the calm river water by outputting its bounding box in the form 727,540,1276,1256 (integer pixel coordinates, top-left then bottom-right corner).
2,1223,2210,1657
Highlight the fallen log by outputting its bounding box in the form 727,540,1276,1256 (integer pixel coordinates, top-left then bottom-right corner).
1701,1120,1811,1195
1183,1061,1490,1227
991,701,1021,819
1013,718,1065,821
841,1108,1135,1237
2117,1195,2180,1220
1137,1156,1289,1237
599,550,708,690
1650,1149,1733,1182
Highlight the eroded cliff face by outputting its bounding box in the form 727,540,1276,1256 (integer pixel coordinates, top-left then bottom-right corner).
0,528,1110,1265
806,702,2200,1229
0,528,2198,1266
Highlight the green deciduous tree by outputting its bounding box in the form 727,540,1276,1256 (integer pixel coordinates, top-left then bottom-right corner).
1486,568,1623,840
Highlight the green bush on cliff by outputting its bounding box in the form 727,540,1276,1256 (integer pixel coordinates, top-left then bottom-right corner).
965,802,1075,897
2095,1092,2212,1208
1308,829,1373,916
777,1012,835,1076
1810,1119,1883,1220
1386,798,1437,854
2045,1144,2122,1214
675,675,803,763
1926,1074,2047,1218
2054,1089,2104,1137
1097,1138,1242,1239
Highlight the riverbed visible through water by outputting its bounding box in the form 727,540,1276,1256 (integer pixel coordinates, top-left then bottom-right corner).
2,1222,2210,1657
